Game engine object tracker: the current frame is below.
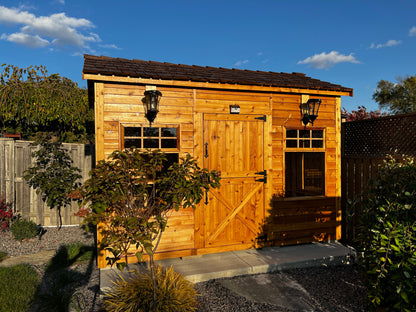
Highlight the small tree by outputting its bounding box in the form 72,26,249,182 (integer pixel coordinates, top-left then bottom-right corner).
373,75,416,114
358,155,416,310
79,149,220,304
341,106,387,121
0,64,93,142
24,136,82,229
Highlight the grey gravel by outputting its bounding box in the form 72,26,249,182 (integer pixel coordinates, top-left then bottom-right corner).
0,226,368,311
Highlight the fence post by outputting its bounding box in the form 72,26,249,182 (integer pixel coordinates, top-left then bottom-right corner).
0,139,15,208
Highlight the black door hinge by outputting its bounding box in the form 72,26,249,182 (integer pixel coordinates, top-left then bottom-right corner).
254,115,267,122
255,170,267,183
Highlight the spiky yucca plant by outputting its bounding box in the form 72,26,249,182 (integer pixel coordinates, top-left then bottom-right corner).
104,265,198,312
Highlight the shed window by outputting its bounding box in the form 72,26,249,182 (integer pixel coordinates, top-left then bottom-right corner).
286,129,324,149
285,152,325,197
122,125,179,170
284,128,325,197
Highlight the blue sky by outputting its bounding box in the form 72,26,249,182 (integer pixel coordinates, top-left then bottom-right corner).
1,1,416,113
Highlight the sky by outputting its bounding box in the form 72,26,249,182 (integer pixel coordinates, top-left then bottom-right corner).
1,1,416,113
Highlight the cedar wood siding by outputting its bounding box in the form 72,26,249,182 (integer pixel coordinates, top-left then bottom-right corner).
83,55,351,267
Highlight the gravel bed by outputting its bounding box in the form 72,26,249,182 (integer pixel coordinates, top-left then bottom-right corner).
0,226,368,311
0,225,94,257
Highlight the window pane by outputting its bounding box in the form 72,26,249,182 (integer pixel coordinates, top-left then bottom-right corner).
299,140,310,148
299,130,310,138
312,130,323,138
143,127,159,137
161,139,178,148
285,152,325,197
312,140,323,148
125,127,141,137
286,129,297,138
144,139,159,148
161,128,177,137
286,140,297,148
124,139,141,149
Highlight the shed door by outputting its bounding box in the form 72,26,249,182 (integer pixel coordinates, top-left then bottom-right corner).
200,113,265,249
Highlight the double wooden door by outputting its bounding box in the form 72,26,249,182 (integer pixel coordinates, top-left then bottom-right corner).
197,113,265,250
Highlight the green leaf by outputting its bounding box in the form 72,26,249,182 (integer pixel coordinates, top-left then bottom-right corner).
135,251,143,262
401,291,409,303
116,262,127,272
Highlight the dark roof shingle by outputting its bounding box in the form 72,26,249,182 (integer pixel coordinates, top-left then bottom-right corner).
83,54,352,94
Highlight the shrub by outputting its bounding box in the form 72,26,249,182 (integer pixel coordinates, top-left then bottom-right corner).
10,218,39,241
358,155,416,311
47,242,94,270
0,197,14,230
0,264,40,312
0,251,7,262
104,265,198,312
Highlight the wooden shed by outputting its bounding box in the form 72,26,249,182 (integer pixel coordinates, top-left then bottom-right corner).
82,54,353,268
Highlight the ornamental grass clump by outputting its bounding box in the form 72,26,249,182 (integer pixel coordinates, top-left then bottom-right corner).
358,155,416,311
104,265,198,312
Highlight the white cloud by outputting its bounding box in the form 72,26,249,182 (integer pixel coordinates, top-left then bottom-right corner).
99,43,121,50
1,32,49,48
234,59,249,67
0,5,99,49
297,51,360,69
369,39,401,49
409,26,416,36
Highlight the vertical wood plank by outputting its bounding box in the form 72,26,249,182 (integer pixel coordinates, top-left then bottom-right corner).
335,97,342,239
95,82,105,161
193,112,204,250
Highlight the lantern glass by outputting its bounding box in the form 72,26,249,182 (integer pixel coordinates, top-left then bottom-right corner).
143,90,162,125
308,99,321,116
300,98,321,126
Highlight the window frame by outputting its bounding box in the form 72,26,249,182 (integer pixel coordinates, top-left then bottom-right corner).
284,127,326,151
284,127,326,198
121,124,180,152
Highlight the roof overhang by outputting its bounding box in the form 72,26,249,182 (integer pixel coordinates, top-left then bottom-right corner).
82,73,353,97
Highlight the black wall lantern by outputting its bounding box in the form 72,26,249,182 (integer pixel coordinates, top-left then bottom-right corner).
300,98,321,126
143,89,162,126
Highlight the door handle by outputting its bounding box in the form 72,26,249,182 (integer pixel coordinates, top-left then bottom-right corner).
204,142,209,158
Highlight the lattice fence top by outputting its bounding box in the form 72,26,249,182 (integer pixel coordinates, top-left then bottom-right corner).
342,112,416,157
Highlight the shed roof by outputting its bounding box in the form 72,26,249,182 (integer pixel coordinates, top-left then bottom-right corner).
83,54,353,95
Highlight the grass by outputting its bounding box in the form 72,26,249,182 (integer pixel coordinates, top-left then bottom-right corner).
0,241,95,312
0,264,40,312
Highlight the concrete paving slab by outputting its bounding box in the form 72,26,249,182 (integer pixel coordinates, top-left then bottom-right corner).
0,249,56,267
100,242,356,291
218,273,316,311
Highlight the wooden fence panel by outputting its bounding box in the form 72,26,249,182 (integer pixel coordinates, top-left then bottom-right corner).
0,139,95,226
341,156,385,242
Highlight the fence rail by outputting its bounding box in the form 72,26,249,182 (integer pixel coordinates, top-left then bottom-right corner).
0,138,95,226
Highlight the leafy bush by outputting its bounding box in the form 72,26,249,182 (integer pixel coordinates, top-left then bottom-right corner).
0,264,40,312
0,251,7,262
104,265,198,312
358,155,416,311
10,218,39,241
47,242,94,270
0,197,14,230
